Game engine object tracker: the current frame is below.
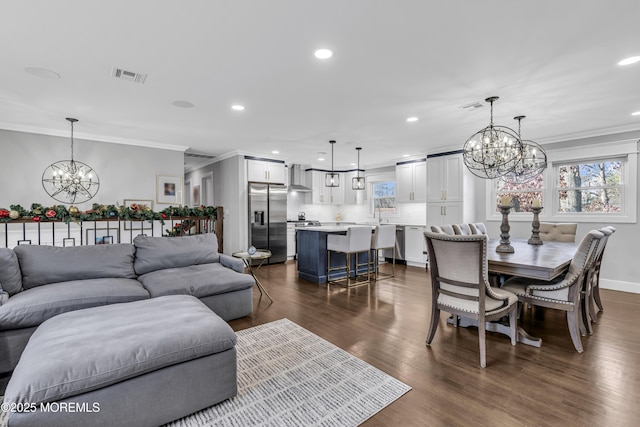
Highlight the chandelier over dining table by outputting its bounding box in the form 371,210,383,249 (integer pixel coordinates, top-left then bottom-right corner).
462,96,523,180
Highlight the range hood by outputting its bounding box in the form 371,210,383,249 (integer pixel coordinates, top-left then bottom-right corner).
288,164,312,192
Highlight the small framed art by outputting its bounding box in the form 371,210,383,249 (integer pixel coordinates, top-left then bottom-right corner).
86,228,120,245
192,185,201,206
156,175,182,205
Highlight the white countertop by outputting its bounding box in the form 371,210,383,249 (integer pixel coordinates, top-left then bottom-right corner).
298,225,375,232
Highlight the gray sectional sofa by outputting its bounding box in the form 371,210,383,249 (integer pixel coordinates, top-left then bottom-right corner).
0,233,255,381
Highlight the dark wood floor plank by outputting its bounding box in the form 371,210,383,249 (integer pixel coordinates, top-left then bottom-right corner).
229,262,640,426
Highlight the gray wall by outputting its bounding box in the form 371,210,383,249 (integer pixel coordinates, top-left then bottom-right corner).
0,129,184,211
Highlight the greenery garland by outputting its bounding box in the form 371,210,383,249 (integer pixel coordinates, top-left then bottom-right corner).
0,203,217,225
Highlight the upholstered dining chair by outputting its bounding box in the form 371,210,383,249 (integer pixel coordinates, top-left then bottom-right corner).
424,231,518,368
452,224,472,235
502,230,604,353
327,226,371,288
430,224,455,235
584,226,616,329
539,222,578,242
370,224,396,281
469,223,488,236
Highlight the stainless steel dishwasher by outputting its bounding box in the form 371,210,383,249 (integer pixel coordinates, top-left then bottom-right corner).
384,225,406,264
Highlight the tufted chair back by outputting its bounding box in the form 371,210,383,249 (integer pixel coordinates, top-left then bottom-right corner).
539,222,578,242
452,224,472,235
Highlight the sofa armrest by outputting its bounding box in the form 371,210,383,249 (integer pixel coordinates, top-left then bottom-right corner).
219,254,246,273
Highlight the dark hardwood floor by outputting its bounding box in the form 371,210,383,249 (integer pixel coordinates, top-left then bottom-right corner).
229,261,640,426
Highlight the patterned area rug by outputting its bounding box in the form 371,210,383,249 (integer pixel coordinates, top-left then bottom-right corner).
1,318,411,427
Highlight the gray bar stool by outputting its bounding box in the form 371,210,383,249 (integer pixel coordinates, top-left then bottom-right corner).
327,226,371,288
370,224,396,281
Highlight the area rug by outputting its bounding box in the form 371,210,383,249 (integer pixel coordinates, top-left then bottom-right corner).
1,318,411,427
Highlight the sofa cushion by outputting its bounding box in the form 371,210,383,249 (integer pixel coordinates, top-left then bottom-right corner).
13,244,137,289
0,248,22,296
137,263,254,298
4,295,236,405
133,233,220,275
0,278,149,330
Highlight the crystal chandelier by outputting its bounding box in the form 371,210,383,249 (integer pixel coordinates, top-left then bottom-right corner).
42,118,100,203
499,115,547,184
462,96,523,179
352,147,365,190
325,140,340,187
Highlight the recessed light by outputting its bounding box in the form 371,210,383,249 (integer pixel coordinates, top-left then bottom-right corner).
272,150,279,154
318,158,325,161
632,111,640,116
618,56,640,66
172,100,194,108
314,49,333,59
231,105,245,111
402,154,410,157
24,66,60,80
406,117,418,122
350,163,356,166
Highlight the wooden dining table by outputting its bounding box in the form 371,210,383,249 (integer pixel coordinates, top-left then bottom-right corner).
451,238,579,347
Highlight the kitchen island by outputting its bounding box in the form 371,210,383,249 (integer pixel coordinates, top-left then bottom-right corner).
296,226,374,284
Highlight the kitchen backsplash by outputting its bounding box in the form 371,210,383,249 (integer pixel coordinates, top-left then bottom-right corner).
287,191,426,224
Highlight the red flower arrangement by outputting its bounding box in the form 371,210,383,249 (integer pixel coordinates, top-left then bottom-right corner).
0,209,9,218
45,210,56,218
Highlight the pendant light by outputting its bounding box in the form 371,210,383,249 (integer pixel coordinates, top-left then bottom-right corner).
325,140,340,187
499,115,547,184
352,147,365,190
42,118,100,203
462,96,522,179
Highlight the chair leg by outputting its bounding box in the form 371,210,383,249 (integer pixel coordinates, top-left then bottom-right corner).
426,307,440,345
567,309,584,353
593,271,604,312
327,250,331,290
580,290,593,336
478,318,487,368
509,307,517,345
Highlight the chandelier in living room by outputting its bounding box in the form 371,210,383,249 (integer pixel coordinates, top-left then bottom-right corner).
462,96,523,179
42,118,100,203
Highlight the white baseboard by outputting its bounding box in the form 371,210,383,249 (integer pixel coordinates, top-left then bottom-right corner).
600,279,640,294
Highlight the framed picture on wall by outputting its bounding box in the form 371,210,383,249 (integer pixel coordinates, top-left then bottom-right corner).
192,185,201,206
156,175,182,205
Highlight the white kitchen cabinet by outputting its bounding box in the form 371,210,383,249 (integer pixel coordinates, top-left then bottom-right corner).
342,171,366,205
404,226,427,266
247,159,286,184
287,223,296,259
427,154,463,203
396,160,426,203
305,170,344,205
427,202,463,225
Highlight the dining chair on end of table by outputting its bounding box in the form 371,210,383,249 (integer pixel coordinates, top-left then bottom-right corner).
424,232,518,368
469,223,489,236
327,226,371,288
370,224,396,281
452,224,472,235
539,222,578,242
430,224,455,235
502,230,604,353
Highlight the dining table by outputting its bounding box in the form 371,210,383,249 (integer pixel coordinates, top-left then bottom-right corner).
450,238,579,347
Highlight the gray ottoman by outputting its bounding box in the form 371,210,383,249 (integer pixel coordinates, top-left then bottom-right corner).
4,295,237,427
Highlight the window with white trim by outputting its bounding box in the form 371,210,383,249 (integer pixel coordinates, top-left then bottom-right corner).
495,174,544,213
371,181,397,214
555,158,623,214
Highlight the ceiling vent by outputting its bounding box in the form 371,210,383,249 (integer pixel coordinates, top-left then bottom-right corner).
460,102,484,111
111,67,147,84
185,152,215,159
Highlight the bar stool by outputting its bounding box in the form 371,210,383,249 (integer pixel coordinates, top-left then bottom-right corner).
327,226,372,288
370,224,396,281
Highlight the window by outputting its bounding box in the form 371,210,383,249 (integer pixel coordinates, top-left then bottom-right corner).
372,181,396,214
556,159,623,213
495,174,543,213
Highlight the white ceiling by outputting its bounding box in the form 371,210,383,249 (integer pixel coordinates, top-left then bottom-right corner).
1,1,640,171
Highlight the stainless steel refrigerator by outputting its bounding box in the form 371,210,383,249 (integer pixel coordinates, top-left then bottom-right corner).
248,183,287,264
